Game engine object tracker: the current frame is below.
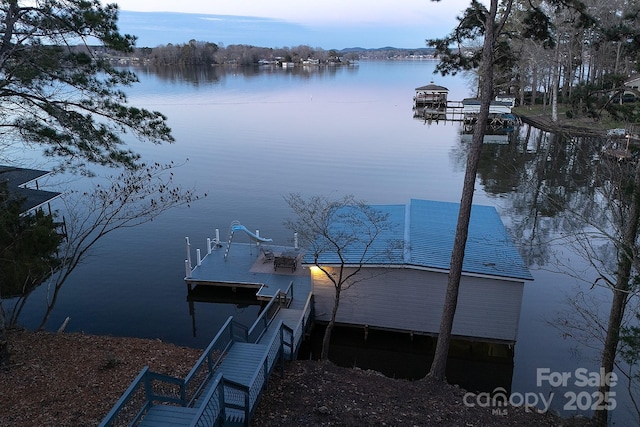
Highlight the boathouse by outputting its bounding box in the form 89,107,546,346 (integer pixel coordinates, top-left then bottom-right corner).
414,82,449,109
306,199,532,345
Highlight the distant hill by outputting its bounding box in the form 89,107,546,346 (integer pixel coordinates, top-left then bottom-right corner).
340,47,435,53
339,47,437,59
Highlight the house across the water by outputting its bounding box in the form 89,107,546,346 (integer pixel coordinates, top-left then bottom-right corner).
305,199,533,345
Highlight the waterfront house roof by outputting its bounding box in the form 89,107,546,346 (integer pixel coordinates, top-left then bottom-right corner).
0,166,61,214
415,83,448,92
304,199,533,282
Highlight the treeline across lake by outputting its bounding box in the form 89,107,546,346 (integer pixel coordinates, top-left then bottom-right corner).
108,41,437,66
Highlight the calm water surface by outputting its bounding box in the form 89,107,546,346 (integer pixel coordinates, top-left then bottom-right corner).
12,61,634,423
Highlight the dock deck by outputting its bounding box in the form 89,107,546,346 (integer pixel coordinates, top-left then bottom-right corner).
185,242,311,304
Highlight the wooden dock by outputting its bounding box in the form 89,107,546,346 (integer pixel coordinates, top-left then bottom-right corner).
184,240,310,301
100,240,314,427
412,99,522,128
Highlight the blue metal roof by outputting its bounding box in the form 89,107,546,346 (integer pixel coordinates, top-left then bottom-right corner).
305,199,532,281
302,204,406,266
408,199,532,280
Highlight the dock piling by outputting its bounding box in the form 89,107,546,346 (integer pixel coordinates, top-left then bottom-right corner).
185,259,191,279
185,237,192,268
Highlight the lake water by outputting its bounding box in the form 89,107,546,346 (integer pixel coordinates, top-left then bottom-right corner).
9,61,635,424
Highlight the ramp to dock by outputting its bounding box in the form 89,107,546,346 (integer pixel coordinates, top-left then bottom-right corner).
99,283,314,427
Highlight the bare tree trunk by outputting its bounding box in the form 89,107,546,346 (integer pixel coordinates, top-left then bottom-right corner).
551,42,560,122
428,0,497,381
321,285,341,361
519,68,526,107
531,62,538,106
593,160,640,425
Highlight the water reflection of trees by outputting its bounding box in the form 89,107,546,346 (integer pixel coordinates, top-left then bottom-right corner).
474,123,640,422
127,64,355,86
473,124,614,268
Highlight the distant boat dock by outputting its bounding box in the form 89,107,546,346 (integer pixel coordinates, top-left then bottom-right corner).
413,83,521,128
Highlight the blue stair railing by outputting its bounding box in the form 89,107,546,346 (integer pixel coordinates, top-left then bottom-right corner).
100,284,313,427
98,367,186,427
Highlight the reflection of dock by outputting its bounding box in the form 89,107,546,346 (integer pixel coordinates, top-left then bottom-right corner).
186,286,260,305
460,133,510,144
413,101,465,122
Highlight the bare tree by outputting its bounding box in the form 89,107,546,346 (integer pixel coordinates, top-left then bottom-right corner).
594,159,640,425
542,153,640,425
2,162,202,330
283,193,402,361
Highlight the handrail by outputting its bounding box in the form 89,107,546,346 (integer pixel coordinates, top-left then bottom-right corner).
145,371,187,405
221,320,295,424
247,292,282,343
246,320,289,421
248,280,296,343
99,367,151,427
222,378,251,419
98,367,186,427
101,290,310,427
246,320,283,388
189,373,225,427
280,280,294,307
185,316,232,382
289,293,314,359
280,323,295,367
184,316,234,406
301,291,313,321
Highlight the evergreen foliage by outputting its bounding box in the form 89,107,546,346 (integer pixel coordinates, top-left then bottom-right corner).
0,1,174,173
0,182,62,298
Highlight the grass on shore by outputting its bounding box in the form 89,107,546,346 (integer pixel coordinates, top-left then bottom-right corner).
513,104,634,136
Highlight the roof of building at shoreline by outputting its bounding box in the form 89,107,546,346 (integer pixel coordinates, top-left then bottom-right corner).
0,166,61,214
304,199,533,282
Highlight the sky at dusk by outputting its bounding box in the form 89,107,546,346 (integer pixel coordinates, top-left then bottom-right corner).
112,0,473,49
